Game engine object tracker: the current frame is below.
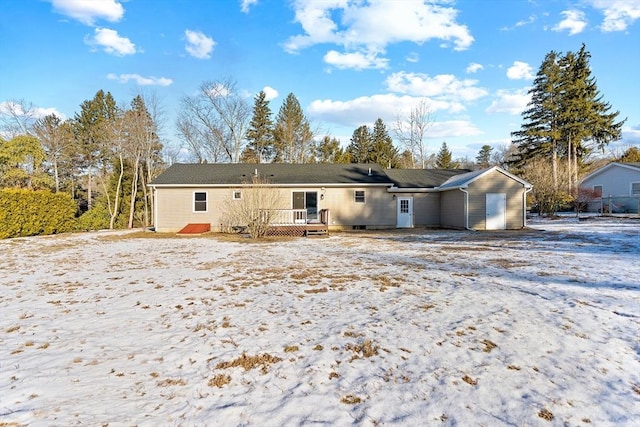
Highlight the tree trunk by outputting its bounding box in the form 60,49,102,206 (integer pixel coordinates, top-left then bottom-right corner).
127,156,140,228
109,156,125,230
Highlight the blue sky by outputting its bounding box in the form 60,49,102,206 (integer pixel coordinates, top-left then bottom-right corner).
1,0,639,160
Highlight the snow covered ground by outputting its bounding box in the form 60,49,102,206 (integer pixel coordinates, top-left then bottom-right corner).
1,216,639,426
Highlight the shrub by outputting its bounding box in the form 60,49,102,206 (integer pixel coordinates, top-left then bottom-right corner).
0,189,77,239
77,203,111,231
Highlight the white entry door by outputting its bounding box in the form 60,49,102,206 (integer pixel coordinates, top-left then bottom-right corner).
486,193,506,230
396,197,413,228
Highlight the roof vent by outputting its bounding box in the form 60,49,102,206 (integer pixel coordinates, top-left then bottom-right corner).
368,167,372,176
254,168,258,176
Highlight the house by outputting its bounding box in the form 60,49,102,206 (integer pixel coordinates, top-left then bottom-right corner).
580,162,640,213
149,163,533,233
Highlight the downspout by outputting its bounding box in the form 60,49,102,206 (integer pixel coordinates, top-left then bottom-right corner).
459,188,471,230
151,186,157,231
523,186,533,228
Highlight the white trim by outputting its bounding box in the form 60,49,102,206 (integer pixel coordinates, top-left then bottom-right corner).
354,190,366,203
232,190,242,200
193,191,208,213
631,181,640,196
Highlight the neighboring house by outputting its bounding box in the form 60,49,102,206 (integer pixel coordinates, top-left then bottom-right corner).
580,162,640,213
149,163,532,233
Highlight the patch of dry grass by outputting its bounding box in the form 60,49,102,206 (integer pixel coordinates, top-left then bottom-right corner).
208,374,231,388
462,375,477,386
340,394,362,404
538,408,554,421
345,340,378,361
215,352,283,374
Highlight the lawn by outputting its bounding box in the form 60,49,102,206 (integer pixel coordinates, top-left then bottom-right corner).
1,217,639,426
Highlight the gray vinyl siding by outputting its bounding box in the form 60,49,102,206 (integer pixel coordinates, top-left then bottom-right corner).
408,193,440,227
466,171,525,230
439,190,465,229
154,185,394,232
581,166,640,197
322,186,394,229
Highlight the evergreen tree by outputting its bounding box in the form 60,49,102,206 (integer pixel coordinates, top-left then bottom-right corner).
511,45,625,192
245,91,274,163
346,125,372,163
315,136,347,163
511,51,563,186
273,93,313,163
476,144,493,169
370,118,399,168
435,142,458,169
74,90,118,210
558,44,624,191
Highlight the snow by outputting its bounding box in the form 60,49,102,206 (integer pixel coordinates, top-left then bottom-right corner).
1,216,639,426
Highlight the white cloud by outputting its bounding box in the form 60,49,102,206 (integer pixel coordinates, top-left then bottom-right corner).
285,0,473,70
553,10,587,35
0,101,66,121
406,52,420,63
323,50,389,70
466,62,483,74
185,30,215,59
426,120,483,139
587,0,640,32
308,93,472,131
385,72,488,103
85,28,136,56
240,0,258,13
50,0,124,25
506,61,534,80
107,73,173,86
262,86,278,101
485,89,531,115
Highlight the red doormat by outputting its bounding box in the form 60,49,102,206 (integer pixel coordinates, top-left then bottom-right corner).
177,223,211,234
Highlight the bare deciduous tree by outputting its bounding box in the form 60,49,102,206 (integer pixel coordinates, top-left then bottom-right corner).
393,99,433,168
0,99,39,138
221,176,283,239
177,78,250,163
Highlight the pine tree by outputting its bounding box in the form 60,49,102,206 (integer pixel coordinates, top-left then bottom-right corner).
245,91,274,163
475,144,493,169
435,142,457,169
370,118,399,168
346,125,372,163
559,44,624,192
511,45,625,192
315,136,347,163
273,93,313,163
511,51,563,186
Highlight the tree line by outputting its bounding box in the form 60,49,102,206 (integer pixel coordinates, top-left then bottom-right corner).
0,43,633,236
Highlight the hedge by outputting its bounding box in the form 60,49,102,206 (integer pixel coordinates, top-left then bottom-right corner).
0,189,77,239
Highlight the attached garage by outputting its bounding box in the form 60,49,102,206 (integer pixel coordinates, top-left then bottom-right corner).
438,167,532,230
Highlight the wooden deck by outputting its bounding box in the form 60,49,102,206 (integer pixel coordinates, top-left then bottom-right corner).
265,209,330,237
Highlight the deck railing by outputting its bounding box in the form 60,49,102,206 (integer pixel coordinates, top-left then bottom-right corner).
262,209,308,226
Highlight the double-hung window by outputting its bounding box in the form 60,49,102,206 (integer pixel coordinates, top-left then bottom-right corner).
194,192,207,212
632,182,640,196
354,190,365,203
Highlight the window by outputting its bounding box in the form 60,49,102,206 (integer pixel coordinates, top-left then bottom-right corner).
593,185,603,197
194,192,207,212
233,190,242,200
354,190,365,203
400,199,409,213
632,182,640,196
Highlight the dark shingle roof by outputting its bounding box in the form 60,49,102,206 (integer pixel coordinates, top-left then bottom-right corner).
384,168,471,188
150,163,394,186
